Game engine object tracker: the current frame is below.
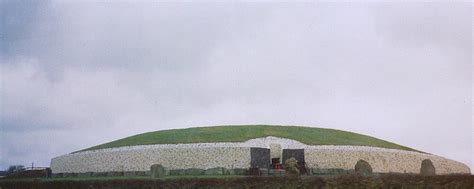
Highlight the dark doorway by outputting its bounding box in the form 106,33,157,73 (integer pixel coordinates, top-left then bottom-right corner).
271,158,283,169
250,148,271,168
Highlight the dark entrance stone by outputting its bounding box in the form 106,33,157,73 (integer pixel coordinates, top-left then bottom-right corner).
282,149,305,164
420,159,436,176
250,148,271,168
45,168,52,178
354,160,372,175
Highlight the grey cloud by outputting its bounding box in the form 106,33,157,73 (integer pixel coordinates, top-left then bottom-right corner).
1,0,53,57
0,2,471,170
372,2,471,51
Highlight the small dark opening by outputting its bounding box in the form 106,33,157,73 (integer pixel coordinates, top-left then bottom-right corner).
272,158,280,164
271,158,283,169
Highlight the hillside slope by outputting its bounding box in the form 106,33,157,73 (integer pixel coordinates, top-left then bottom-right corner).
81,125,418,152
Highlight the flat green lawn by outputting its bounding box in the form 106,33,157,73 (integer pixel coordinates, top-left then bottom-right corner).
81,125,418,152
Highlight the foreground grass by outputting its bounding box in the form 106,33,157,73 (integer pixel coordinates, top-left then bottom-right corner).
1,175,246,182
1,174,473,189
82,125,417,152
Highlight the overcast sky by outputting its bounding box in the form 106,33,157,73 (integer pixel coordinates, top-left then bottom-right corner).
0,1,472,171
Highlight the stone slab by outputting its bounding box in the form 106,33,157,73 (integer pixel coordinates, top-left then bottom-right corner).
282,149,305,164
250,148,271,168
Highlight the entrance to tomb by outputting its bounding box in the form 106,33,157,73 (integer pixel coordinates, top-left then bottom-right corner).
282,149,307,174
270,143,282,169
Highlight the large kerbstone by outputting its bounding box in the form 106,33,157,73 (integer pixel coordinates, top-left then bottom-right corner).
78,172,92,177
420,159,436,176
91,172,107,177
204,167,225,175
136,171,148,176
284,157,300,178
169,169,186,175
124,171,139,177
312,168,347,175
106,171,124,177
64,173,78,177
354,160,372,175
151,164,168,178
185,168,204,175
225,168,248,175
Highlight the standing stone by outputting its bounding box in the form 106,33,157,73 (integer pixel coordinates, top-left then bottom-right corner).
284,157,300,178
150,164,167,178
250,148,271,168
45,168,52,178
354,160,372,175
420,159,436,176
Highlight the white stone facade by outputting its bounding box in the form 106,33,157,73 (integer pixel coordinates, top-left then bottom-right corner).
51,136,470,174
304,146,470,174
51,147,250,173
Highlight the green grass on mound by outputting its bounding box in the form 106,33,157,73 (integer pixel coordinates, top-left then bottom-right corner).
81,125,418,152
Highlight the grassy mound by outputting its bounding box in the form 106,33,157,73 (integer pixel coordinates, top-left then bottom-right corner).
81,125,417,152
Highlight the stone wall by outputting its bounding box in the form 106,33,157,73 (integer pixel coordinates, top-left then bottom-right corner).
51,146,250,173
51,136,470,175
304,146,470,174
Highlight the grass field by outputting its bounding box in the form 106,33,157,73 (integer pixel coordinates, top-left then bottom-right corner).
82,125,417,152
0,175,246,182
1,174,473,189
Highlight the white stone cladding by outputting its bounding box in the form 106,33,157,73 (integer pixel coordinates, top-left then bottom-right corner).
51,136,470,174
51,147,250,173
304,146,470,174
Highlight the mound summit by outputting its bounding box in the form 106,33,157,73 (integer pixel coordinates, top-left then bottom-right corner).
83,125,416,152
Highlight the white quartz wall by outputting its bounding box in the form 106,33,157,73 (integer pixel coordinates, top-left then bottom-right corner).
304,146,470,174
51,147,250,173
51,136,470,174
